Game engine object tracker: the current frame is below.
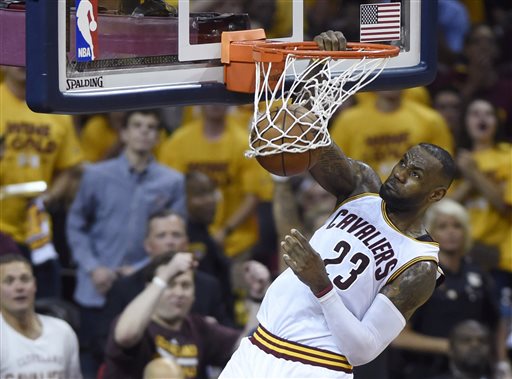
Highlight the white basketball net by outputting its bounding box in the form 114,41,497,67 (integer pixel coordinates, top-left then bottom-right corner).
247,53,391,158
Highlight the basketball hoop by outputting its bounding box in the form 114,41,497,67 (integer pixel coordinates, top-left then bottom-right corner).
221,30,400,159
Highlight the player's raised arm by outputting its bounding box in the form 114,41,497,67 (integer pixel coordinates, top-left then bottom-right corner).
310,144,382,204
308,30,381,203
309,143,356,203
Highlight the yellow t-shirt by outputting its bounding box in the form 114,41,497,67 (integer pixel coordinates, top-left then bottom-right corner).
499,176,512,272
158,119,261,257
226,105,274,201
330,99,454,180
80,115,118,163
355,87,432,107
174,105,274,202
461,145,512,272
0,83,83,242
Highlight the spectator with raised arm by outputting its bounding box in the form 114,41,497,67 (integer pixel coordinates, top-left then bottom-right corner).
104,252,270,379
101,210,230,337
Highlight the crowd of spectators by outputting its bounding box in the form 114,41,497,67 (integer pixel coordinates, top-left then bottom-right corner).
1,0,511,378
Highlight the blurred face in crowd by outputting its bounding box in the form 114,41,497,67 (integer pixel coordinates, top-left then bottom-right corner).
465,99,497,146
434,90,462,136
0,261,36,316
145,214,189,258
186,173,217,226
121,112,160,154
465,25,498,65
450,321,491,374
429,213,466,255
154,270,195,326
376,90,402,102
202,104,228,124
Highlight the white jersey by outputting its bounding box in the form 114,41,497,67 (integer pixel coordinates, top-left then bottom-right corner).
257,193,440,357
0,313,82,379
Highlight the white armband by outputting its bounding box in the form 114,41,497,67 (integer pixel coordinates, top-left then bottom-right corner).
151,276,167,289
318,290,406,366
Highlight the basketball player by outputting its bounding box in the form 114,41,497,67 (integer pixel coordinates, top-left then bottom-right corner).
219,31,456,378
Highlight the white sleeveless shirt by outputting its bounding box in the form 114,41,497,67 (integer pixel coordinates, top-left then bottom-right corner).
257,193,440,355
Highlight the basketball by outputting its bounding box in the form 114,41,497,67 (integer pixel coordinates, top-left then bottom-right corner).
90,21,97,32
252,104,320,177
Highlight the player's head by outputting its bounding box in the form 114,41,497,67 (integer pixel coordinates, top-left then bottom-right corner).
121,109,161,154
185,171,218,226
144,211,189,258
0,254,36,317
145,253,195,325
380,143,455,212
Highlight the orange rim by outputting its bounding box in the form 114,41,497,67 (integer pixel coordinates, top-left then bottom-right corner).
253,41,400,61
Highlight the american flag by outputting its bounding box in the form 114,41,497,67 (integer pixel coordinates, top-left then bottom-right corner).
360,2,401,43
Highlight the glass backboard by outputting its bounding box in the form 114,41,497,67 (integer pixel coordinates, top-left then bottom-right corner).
23,0,437,113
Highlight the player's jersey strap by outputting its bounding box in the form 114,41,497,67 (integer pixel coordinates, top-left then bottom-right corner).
249,324,353,373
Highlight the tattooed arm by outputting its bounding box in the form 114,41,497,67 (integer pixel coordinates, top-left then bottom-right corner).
309,143,381,204
380,261,438,320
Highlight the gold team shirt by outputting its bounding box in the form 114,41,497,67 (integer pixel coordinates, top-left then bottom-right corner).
500,177,512,272
158,119,263,257
173,106,274,202
459,144,512,272
79,115,118,162
0,82,83,242
355,86,432,107
331,99,454,180
225,105,274,202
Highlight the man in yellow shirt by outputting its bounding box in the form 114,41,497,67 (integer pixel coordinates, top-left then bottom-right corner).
158,105,262,260
0,66,83,297
330,90,454,181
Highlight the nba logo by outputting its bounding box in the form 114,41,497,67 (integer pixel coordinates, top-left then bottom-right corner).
76,0,98,62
